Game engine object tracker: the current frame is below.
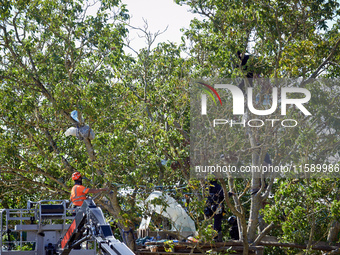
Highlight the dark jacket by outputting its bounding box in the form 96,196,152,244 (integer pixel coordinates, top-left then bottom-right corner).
205,180,225,216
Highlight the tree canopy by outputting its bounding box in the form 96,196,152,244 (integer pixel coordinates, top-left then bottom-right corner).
1,0,340,254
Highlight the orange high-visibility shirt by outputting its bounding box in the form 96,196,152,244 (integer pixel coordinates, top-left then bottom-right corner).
70,185,90,206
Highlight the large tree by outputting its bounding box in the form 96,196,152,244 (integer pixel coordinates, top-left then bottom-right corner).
1,0,340,254
0,0,142,247
177,0,340,253
0,0,194,249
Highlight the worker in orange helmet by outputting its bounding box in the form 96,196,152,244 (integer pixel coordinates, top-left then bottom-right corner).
70,172,109,207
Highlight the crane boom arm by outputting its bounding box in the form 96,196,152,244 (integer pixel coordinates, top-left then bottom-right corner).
57,199,134,255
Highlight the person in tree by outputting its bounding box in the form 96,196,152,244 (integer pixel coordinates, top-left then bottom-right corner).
227,216,239,240
237,51,254,92
204,179,225,242
70,172,109,207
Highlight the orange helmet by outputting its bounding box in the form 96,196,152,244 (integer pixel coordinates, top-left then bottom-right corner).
72,172,82,181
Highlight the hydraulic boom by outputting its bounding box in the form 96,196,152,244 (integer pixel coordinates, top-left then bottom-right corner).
58,198,134,255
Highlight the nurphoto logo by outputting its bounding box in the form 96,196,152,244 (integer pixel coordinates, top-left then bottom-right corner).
198,81,312,128
191,79,340,179
200,83,311,116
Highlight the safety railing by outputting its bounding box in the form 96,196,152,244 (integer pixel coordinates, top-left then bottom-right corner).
1,200,76,253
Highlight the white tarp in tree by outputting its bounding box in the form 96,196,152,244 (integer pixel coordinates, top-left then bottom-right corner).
138,191,196,237
64,125,95,140
64,110,95,140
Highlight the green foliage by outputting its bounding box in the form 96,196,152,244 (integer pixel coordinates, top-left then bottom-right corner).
0,2,192,248
264,178,337,245
0,0,129,201
1,0,340,252
164,240,175,252
178,0,340,251
331,200,340,221
179,0,340,78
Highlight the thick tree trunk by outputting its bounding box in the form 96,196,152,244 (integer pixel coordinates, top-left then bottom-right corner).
247,140,261,242
328,220,340,243
99,188,136,251
248,180,261,242
221,178,249,255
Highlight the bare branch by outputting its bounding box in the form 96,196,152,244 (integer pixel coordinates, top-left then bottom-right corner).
15,155,70,191
0,166,69,194
302,38,340,85
173,121,190,141
253,222,275,246
329,61,340,69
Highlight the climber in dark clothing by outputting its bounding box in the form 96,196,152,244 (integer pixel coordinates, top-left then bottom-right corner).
227,216,239,240
204,180,225,242
264,152,272,165
237,51,254,92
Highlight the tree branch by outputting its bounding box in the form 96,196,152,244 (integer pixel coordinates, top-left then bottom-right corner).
302,38,340,85
15,155,69,191
253,222,275,246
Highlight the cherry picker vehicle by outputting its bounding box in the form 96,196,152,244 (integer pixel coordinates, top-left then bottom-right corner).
1,198,135,255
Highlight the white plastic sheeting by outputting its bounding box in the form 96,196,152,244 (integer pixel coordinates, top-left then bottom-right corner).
138,191,196,237
64,125,95,140
64,110,95,140
64,127,78,137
